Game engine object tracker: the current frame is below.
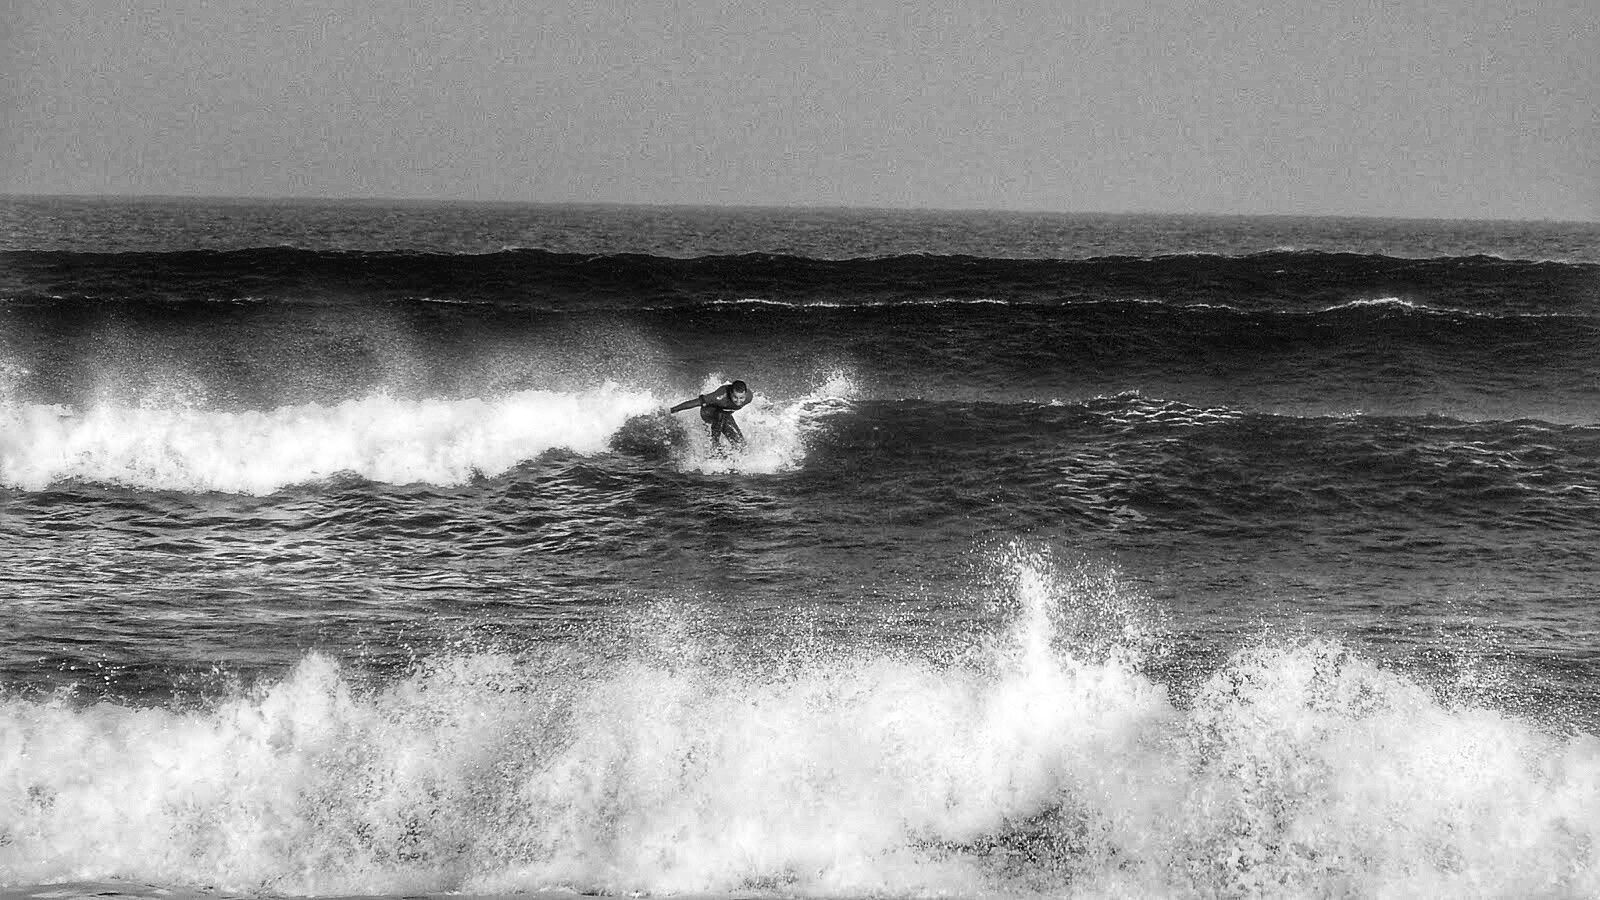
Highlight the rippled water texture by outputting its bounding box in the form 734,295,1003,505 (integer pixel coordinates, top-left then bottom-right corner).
2,199,1599,896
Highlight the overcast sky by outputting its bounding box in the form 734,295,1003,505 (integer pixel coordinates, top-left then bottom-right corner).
3,0,1596,219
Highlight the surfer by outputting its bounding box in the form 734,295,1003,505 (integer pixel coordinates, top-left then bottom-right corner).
670,380,752,447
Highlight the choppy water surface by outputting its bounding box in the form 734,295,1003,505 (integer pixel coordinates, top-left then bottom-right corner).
2,197,1599,897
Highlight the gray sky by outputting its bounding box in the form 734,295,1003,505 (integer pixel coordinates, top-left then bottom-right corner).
4,0,1596,219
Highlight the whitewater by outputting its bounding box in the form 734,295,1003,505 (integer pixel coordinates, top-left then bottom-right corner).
0,376,858,493
6,551,1597,897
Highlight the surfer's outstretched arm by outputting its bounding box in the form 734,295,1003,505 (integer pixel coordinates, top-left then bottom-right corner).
669,395,704,413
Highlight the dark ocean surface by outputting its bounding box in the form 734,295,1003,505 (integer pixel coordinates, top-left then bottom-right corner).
2,196,1599,898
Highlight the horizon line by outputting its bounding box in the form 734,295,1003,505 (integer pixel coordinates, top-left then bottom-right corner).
2,191,1595,227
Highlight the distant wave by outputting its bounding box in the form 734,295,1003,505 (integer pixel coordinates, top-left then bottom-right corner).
1313,296,1597,320
678,295,1600,321
5,290,1593,325
4,248,1595,314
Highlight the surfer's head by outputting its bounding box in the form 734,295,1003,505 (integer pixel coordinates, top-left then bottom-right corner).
730,380,750,403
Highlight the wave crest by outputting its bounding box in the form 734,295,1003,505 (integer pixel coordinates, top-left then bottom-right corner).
2,554,1595,896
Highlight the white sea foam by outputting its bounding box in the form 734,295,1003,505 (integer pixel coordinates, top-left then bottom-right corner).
0,377,850,493
1312,296,1563,319
0,386,657,493
1,553,1595,897
1321,296,1442,314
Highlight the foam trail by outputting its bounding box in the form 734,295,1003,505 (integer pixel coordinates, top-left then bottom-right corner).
2,555,1596,897
0,385,661,493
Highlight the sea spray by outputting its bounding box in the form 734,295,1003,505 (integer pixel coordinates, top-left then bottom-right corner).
5,555,1594,896
0,374,860,492
674,372,859,476
0,388,657,493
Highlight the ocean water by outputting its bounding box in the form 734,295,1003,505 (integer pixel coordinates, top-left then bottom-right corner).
2,196,1600,898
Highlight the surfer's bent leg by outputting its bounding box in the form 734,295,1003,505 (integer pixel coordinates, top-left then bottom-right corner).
696,406,743,447
699,405,723,446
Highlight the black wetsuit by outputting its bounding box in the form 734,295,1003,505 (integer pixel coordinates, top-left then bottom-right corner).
681,384,751,446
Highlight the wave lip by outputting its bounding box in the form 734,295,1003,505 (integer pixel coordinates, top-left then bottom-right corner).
0,375,857,493
0,387,661,494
